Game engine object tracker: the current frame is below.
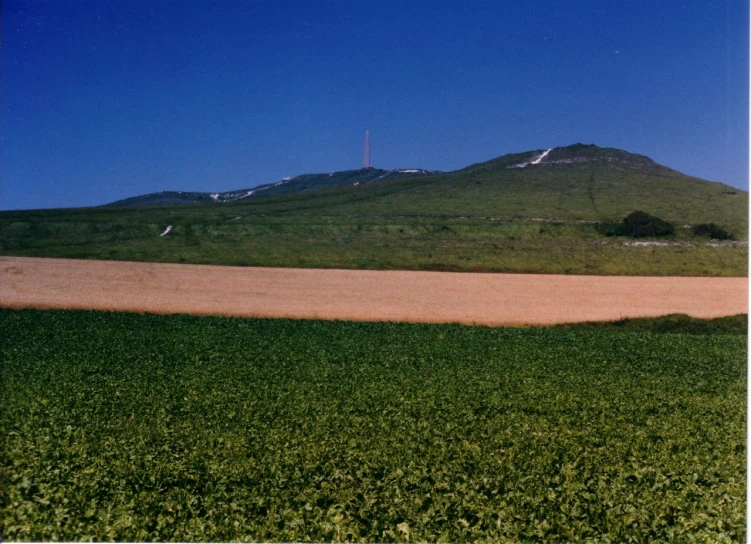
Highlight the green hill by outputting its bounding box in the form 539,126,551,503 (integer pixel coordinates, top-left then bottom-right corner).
105,167,438,207
1,144,746,276
319,143,744,227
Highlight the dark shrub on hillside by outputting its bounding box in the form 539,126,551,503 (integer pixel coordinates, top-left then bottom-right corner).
595,222,621,236
596,211,674,238
622,211,675,236
692,223,734,240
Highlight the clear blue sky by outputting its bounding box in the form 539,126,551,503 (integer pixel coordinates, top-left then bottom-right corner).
2,1,748,210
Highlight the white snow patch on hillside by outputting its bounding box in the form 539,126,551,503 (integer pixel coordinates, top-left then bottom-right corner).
232,190,255,200
530,148,552,164
509,148,553,168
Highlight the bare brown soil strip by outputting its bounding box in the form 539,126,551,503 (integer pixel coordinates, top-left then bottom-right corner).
0,256,747,326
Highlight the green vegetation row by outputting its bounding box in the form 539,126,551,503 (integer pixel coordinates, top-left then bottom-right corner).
551,313,748,335
1,309,745,542
597,210,737,241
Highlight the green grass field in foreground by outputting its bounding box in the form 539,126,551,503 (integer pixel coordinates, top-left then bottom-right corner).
0,310,746,542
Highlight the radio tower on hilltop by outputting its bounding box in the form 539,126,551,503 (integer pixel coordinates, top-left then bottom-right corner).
364,130,371,169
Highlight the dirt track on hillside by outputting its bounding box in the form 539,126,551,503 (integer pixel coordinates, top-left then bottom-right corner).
0,256,746,325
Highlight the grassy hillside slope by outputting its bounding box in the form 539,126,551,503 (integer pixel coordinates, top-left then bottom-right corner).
296,145,745,228
1,144,746,276
105,168,437,207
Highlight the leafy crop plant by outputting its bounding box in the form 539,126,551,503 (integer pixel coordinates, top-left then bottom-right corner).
0,309,746,542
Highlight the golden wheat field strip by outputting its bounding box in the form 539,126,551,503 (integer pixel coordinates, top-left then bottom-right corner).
0,256,746,325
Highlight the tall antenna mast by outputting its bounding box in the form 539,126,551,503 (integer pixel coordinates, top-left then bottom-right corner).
364,130,370,169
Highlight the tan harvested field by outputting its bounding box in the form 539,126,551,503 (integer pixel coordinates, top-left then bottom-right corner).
0,256,747,325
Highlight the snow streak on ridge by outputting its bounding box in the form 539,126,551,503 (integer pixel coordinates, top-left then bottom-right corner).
508,148,554,169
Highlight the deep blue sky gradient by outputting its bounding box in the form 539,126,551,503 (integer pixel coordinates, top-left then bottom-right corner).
2,1,748,210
